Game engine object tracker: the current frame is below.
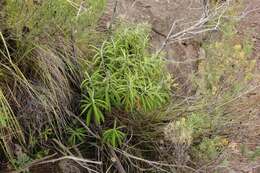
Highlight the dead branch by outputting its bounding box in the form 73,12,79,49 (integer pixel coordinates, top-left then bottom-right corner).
158,21,177,54
115,148,197,172
109,146,126,173
36,156,102,165
157,0,231,55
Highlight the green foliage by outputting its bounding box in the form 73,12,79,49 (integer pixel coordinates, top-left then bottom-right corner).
0,0,106,129
195,21,255,99
240,145,260,161
0,0,106,166
186,15,256,165
81,24,170,125
39,128,53,142
164,117,193,145
12,153,32,173
192,136,226,161
34,149,50,160
184,20,256,165
0,111,8,127
67,127,87,145
80,87,109,126
165,113,218,143
0,0,254,172
4,0,106,42
164,111,229,165
186,113,214,139
103,121,126,148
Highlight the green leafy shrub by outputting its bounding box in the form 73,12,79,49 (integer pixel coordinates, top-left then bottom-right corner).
80,89,108,125
164,113,219,144
195,20,255,99
185,19,256,165
103,121,126,148
191,136,227,161
67,127,87,146
12,153,32,172
164,117,193,145
163,112,229,166
81,24,171,125
187,111,226,139
186,113,213,139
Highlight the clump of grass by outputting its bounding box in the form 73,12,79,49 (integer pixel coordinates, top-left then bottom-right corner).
240,145,260,161
0,89,25,161
0,0,107,168
4,0,106,41
102,120,126,148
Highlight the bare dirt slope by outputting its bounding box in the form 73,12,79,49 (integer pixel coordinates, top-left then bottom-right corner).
223,1,260,172
240,0,260,71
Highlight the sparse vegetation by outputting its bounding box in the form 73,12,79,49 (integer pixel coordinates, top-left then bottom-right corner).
0,0,259,172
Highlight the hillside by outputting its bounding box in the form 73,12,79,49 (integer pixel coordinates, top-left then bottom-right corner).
0,0,260,172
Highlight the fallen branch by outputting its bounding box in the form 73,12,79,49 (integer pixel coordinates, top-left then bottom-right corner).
35,155,102,165
115,148,196,172
109,146,126,173
157,0,231,54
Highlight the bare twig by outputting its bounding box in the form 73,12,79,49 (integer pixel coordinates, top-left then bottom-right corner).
216,84,260,109
157,0,231,54
115,148,196,172
203,0,209,18
157,21,177,55
234,6,260,20
76,2,85,19
109,146,126,173
108,0,119,32
165,57,205,64
70,114,99,139
36,156,102,165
